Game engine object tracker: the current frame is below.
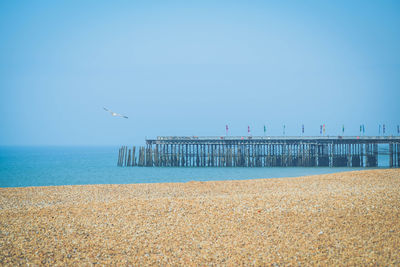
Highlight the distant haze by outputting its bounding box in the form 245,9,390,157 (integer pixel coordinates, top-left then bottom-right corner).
1,1,399,145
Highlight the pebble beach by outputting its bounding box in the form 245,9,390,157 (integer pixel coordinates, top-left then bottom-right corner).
1,169,399,265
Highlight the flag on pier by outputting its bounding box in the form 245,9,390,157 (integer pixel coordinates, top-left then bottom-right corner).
283,125,286,135
320,125,322,135
342,125,344,134
302,124,304,134
383,124,386,134
226,125,228,136
248,125,250,135
323,124,325,135
360,125,362,134
379,124,381,135
363,125,365,134
264,125,266,135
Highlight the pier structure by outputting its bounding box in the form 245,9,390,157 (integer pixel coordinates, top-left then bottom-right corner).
118,136,400,168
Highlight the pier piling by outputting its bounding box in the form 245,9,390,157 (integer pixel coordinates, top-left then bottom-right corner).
118,136,400,168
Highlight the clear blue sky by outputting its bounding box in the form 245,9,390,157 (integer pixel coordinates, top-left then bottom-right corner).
0,0,399,145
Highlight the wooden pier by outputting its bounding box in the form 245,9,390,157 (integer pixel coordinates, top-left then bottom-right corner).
118,136,400,168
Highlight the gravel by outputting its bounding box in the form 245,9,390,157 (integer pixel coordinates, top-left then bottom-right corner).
1,169,399,265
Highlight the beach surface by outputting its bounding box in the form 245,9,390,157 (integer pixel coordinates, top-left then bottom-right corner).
1,169,399,265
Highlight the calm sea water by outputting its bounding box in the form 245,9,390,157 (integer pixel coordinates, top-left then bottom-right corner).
0,146,387,188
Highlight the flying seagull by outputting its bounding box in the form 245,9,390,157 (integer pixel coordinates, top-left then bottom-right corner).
103,107,128,119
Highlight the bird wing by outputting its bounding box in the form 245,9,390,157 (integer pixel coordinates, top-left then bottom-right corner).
115,113,128,119
104,107,128,118
104,107,116,115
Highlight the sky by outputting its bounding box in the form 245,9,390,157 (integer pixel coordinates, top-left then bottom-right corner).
0,0,399,146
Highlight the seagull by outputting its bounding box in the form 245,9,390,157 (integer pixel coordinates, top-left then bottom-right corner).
103,107,128,119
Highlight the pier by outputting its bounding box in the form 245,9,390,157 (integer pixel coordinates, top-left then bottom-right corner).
118,136,400,168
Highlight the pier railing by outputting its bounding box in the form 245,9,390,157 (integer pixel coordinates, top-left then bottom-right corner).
154,136,400,141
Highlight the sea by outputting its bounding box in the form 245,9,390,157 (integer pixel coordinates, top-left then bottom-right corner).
0,146,389,188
